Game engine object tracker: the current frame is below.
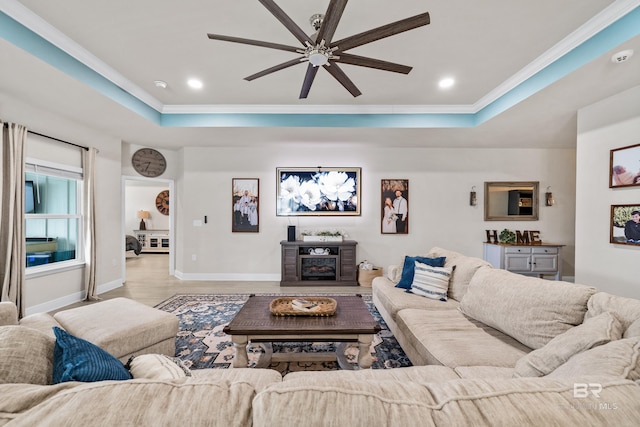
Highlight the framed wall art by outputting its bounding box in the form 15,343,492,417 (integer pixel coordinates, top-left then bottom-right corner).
232,178,259,232
610,143,640,188
276,167,361,216
610,204,640,245
381,179,409,234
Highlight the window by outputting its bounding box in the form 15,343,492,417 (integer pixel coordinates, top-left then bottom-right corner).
25,162,83,270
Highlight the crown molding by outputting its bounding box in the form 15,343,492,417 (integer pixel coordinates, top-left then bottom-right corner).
1,0,639,119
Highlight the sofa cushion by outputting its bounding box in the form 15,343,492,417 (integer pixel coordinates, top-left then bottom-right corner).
459,268,598,349
409,262,453,301
514,312,623,377
53,327,132,384
585,292,640,338
547,337,640,381
18,313,61,339
7,378,256,427
128,354,191,380
284,365,460,383
372,276,459,324
395,309,530,367
0,325,55,385
425,247,492,301
396,256,446,289
252,376,640,427
453,366,515,379
0,302,19,326
627,319,640,338
190,368,282,392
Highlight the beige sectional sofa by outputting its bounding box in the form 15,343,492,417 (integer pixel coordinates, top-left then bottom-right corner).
2,247,640,426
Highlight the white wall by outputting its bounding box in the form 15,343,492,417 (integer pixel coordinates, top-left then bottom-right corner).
3,94,578,312
175,145,576,281
2,96,125,313
124,181,171,233
576,85,640,298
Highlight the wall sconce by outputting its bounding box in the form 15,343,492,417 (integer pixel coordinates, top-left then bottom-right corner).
137,210,150,230
470,186,477,206
545,187,555,206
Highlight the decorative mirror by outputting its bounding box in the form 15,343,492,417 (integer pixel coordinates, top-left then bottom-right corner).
484,182,539,221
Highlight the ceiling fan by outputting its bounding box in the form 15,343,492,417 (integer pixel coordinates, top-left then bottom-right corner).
207,0,430,98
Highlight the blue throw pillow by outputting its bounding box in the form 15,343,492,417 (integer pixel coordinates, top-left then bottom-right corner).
52,327,132,384
395,256,446,289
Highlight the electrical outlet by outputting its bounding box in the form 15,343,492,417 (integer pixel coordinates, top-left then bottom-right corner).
191,254,197,261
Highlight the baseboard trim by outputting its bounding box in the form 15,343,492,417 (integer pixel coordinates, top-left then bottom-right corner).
173,270,280,281
24,279,123,315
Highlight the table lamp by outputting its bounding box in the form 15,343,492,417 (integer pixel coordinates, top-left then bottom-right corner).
137,210,150,230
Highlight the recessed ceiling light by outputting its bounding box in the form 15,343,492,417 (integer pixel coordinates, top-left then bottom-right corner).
187,78,203,89
611,49,634,63
438,77,455,89
153,80,167,89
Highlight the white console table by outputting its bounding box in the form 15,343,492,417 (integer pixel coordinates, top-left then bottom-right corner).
135,230,170,253
483,243,564,280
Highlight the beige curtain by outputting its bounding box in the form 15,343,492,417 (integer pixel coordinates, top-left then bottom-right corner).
0,122,27,316
83,147,98,300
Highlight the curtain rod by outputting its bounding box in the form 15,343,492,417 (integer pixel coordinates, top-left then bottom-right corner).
3,122,89,151
28,130,89,151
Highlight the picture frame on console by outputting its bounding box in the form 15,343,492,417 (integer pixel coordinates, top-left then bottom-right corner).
232,178,259,232
610,204,640,245
276,167,361,216
381,179,409,234
610,143,640,188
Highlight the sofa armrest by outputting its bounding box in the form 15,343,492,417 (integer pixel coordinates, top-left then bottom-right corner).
0,301,19,326
19,313,61,338
387,264,401,284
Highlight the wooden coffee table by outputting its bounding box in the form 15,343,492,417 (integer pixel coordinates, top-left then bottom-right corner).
223,295,381,370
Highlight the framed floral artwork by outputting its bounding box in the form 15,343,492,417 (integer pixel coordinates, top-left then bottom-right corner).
381,179,409,234
610,143,640,188
610,204,640,245
232,178,259,232
276,167,361,216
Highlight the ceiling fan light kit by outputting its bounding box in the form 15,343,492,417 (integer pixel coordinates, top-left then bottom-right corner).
207,0,430,98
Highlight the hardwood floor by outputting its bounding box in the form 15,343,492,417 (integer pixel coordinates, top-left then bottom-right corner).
58,253,371,311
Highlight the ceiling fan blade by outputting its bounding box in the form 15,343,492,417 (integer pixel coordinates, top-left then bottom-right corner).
299,64,320,99
324,62,362,97
244,57,305,81
258,0,314,46
207,34,300,53
335,53,412,74
332,12,430,52
316,0,348,45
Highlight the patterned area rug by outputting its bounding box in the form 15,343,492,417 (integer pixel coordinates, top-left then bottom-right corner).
155,294,412,374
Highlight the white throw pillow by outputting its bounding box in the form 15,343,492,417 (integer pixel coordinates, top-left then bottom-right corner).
128,354,191,380
547,337,640,381
409,261,453,301
514,312,623,377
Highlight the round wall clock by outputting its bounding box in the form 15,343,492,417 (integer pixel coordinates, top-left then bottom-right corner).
132,148,167,177
156,190,170,215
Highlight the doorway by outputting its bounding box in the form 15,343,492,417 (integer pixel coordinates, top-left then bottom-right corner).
122,176,175,282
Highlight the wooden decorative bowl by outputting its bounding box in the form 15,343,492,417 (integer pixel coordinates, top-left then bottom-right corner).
269,297,337,317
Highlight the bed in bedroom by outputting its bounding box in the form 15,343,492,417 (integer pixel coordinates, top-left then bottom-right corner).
125,235,142,255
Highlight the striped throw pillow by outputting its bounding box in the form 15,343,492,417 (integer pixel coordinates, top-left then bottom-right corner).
410,261,453,301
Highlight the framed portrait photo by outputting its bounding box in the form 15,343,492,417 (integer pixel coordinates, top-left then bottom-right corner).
610,143,640,188
276,167,361,216
381,179,409,234
610,204,640,245
232,178,259,232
